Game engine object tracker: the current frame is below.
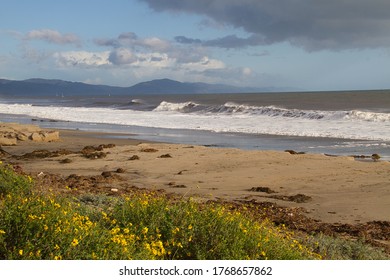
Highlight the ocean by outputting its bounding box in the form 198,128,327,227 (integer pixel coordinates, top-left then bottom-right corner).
1,90,389,160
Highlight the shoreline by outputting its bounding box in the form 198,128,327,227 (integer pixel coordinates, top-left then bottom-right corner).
1,126,389,226
2,113,390,161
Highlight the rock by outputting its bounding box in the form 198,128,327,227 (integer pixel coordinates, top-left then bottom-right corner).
285,150,305,155
41,131,60,142
0,122,60,145
101,171,113,178
129,155,140,160
59,158,72,164
29,132,44,141
372,154,381,161
250,186,276,194
116,168,125,173
16,133,29,141
289,194,312,203
98,144,116,149
83,152,107,159
158,153,172,158
141,148,158,153
0,136,17,146
82,145,102,153
170,184,188,188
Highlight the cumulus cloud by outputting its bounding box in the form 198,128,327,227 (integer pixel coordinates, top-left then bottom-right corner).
108,48,137,65
95,32,170,52
140,0,390,50
180,56,225,72
95,32,208,63
25,29,81,46
53,31,252,84
53,51,110,67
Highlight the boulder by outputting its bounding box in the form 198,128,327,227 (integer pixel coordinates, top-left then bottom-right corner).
0,122,60,145
0,136,17,146
41,131,60,142
29,132,44,141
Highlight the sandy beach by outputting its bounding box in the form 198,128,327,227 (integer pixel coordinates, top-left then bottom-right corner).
1,126,389,226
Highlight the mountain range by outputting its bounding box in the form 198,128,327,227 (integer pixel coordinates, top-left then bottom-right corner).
0,78,283,96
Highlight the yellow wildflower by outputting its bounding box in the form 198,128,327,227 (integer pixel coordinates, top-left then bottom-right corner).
111,227,120,235
28,214,37,220
19,249,23,256
71,238,79,247
0,230,5,234
142,227,148,235
85,220,94,228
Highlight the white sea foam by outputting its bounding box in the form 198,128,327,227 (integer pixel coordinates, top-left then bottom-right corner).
153,101,200,112
346,110,390,122
1,102,390,141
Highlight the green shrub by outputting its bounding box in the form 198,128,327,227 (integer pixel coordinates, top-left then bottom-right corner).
0,164,31,196
1,164,385,260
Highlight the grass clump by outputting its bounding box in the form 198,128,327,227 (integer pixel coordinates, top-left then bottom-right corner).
0,163,387,260
303,233,389,260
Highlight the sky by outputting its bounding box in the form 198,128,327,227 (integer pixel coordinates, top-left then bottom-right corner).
1,0,390,91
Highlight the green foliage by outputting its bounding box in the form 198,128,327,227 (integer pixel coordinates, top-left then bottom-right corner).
0,164,31,196
303,233,389,260
0,164,387,260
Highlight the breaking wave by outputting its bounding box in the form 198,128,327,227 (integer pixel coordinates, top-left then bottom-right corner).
0,100,389,141
152,101,390,122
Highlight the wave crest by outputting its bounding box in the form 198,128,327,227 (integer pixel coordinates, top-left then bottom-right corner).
153,101,390,123
346,110,390,122
153,101,200,113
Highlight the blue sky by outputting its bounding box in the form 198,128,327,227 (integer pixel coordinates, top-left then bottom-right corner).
1,0,390,91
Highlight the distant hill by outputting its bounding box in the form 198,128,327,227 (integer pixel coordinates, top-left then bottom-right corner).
127,78,266,94
0,78,280,96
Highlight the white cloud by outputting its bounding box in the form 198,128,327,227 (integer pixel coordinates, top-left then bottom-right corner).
47,29,252,86
140,37,170,51
181,56,225,72
53,51,110,67
109,48,137,65
25,29,81,46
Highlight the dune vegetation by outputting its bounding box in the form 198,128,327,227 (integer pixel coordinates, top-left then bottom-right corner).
0,163,387,260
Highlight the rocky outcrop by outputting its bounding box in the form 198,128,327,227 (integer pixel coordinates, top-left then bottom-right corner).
0,122,60,146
